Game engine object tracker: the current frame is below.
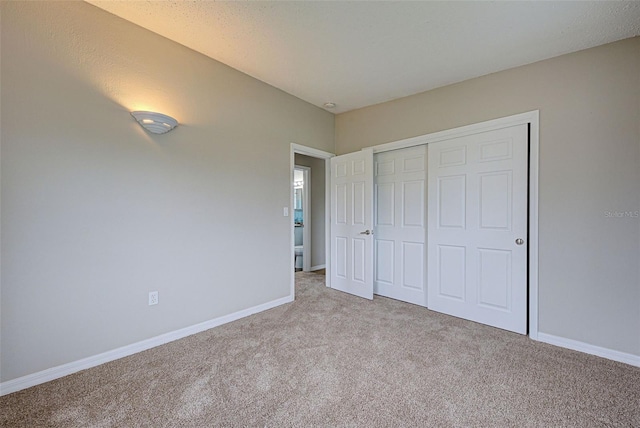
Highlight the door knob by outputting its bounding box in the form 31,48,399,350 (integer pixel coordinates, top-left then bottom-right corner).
360,230,373,235
515,238,524,245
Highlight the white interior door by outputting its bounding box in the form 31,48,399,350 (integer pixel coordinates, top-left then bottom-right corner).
427,124,528,334
330,149,374,299
374,145,427,306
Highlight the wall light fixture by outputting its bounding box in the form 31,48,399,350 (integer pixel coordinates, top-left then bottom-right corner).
131,111,178,134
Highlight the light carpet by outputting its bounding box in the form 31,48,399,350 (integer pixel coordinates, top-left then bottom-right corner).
2,271,639,427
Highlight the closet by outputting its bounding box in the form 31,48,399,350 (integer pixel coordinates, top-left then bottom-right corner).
330,119,530,334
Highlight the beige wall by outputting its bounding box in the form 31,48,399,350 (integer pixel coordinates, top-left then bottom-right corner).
336,37,640,356
294,154,326,269
0,1,334,382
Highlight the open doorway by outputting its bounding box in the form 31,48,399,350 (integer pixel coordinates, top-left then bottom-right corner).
290,144,334,298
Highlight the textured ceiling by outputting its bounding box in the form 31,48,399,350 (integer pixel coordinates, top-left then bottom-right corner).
86,1,640,114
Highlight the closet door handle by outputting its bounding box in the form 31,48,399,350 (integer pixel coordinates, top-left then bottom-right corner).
360,230,373,235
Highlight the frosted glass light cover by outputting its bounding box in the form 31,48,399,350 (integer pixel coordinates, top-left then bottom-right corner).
131,111,178,134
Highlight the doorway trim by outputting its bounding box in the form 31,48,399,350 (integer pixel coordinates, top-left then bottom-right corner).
290,143,335,299
367,111,540,339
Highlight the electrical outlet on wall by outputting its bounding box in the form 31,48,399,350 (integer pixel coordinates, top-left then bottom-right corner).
148,291,159,306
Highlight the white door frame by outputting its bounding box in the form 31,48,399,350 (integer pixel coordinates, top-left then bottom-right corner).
290,143,335,298
368,111,540,339
293,165,312,271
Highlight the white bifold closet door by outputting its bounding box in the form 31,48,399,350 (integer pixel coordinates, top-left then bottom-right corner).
374,145,427,307
427,124,529,334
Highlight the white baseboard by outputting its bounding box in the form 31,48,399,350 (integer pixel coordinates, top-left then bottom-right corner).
0,295,293,396
310,264,326,271
537,332,640,368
